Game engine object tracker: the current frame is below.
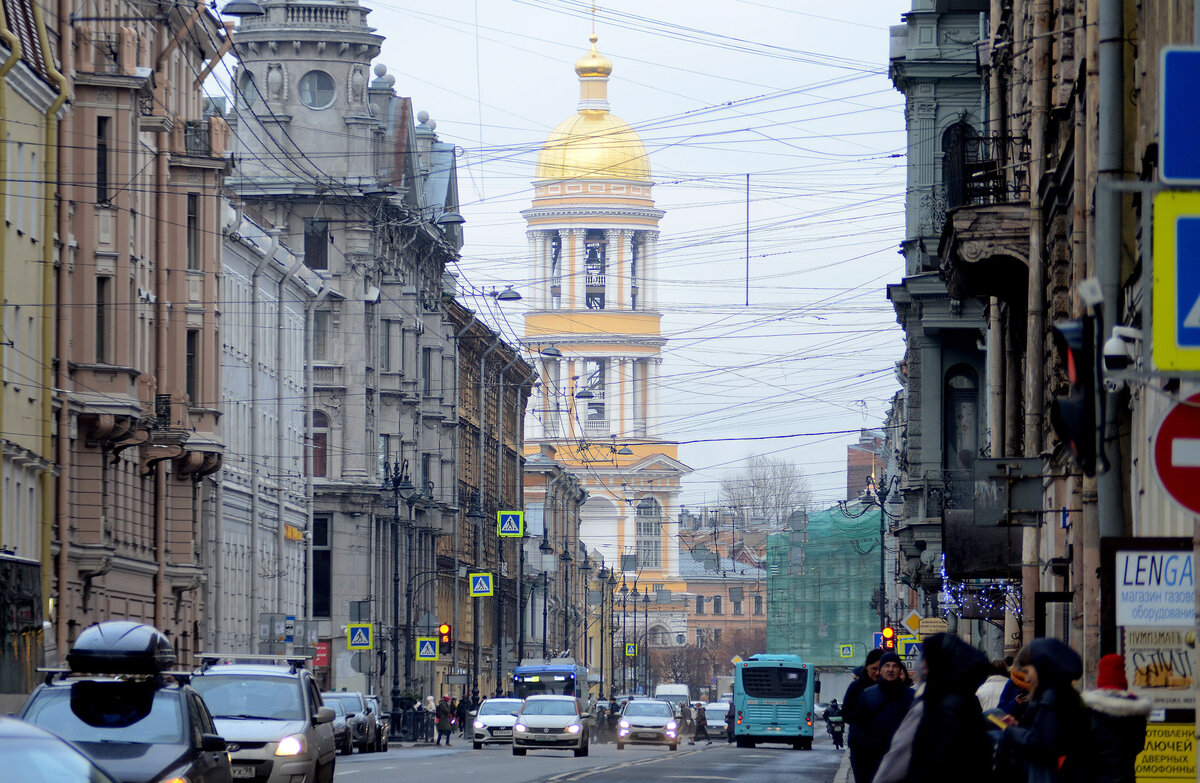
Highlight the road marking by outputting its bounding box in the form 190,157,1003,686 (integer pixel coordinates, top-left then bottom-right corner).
1172,437,1200,468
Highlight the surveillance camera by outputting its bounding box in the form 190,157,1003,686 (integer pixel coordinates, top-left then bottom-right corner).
1103,334,1133,372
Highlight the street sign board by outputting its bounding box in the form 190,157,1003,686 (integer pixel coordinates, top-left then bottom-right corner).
918,617,949,637
347,623,373,650
416,637,438,661
899,639,923,659
839,644,854,658
1160,48,1200,184
902,611,923,635
313,641,329,667
497,511,524,537
470,572,494,597
1153,192,1200,371
1154,392,1200,515
625,642,637,657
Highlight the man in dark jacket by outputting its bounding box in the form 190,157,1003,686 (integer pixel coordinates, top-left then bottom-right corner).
996,638,1085,783
843,648,884,783
853,652,914,783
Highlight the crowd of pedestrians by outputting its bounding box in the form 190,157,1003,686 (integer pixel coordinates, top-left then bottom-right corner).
840,635,1152,783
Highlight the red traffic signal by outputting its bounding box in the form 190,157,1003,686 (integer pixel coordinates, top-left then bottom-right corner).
881,626,896,650
1050,319,1099,476
438,623,452,654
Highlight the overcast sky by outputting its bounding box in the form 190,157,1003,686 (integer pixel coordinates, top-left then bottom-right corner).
236,0,913,509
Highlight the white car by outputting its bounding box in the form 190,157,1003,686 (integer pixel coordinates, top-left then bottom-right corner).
512,695,590,757
472,698,524,749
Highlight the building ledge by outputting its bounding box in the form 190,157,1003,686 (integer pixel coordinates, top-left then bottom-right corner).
938,202,1030,304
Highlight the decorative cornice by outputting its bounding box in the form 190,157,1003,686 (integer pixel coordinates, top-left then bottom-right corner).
521,205,665,222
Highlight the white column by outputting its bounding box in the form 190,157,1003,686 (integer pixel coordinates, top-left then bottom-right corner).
604,229,621,310
646,358,661,438
644,230,660,310
527,230,543,309
568,228,586,310
621,358,635,438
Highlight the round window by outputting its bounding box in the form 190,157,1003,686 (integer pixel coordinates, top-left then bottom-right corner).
298,70,336,109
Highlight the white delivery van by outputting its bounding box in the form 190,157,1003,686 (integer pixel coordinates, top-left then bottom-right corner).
653,683,690,710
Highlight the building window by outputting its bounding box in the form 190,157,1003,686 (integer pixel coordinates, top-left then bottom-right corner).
712,628,722,643
753,594,764,615
298,70,336,109
95,277,110,363
96,117,110,202
238,69,257,108
945,365,980,471
636,497,661,568
304,219,329,270
695,595,704,615
733,599,743,616
313,515,331,618
712,595,723,615
309,411,329,477
696,628,705,645
421,347,433,395
186,329,199,403
312,310,330,361
186,194,200,270
380,320,391,371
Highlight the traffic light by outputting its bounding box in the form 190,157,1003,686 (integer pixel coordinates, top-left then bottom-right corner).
438,623,452,655
1050,319,1098,476
881,626,896,650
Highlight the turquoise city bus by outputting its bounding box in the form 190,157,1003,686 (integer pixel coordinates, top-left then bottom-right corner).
731,654,815,749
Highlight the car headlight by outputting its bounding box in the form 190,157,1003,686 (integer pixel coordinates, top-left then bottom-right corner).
566,724,582,734
514,723,527,733
667,721,677,730
275,734,306,756
158,777,188,783
474,720,485,729
619,719,630,729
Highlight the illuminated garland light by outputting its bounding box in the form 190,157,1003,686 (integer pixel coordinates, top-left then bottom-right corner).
938,553,1022,619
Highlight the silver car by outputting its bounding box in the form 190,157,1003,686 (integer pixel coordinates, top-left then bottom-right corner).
472,697,523,749
512,695,590,757
190,656,336,783
617,698,680,750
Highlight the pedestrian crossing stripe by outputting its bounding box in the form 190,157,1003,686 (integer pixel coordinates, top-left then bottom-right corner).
416,637,438,661
469,572,494,597
347,623,373,650
496,511,524,538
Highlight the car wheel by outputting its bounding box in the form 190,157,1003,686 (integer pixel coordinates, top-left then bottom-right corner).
340,737,352,755
669,743,678,751
317,759,335,783
617,742,624,750
513,748,526,756
473,742,483,750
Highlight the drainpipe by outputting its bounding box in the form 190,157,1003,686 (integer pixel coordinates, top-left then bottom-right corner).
276,245,302,613
1020,0,1051,643
1095,0,1123,540
54,0,74,658
249,231,279,632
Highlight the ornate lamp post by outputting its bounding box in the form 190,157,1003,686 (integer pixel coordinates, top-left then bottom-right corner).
560,540,573,650
642,590,650,692
631,584,640,693
382,460,419,739
619,582,629,693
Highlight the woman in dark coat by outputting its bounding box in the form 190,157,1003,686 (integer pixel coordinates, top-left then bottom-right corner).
996,638,1085,783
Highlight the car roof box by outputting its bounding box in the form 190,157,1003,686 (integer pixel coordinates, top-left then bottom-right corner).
67,621,176,674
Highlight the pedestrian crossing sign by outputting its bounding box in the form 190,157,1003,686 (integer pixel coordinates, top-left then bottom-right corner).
839,644,854,658
469,572,494,597
625,642,637,657
497,511,524,537
416,637,438,661
347,623,373,650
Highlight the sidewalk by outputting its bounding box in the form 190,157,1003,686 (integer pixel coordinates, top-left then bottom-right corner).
832,749,851,783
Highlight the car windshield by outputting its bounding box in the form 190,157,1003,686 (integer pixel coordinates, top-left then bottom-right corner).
520,700,577,716
191,675,305,720
0,737,115,783
624,702,672,717
478,701,521,716
322,693,365,712
329,701,346,716
22,683,185,744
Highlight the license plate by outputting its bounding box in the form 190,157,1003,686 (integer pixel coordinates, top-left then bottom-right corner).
494,729,511,736
231,766,255,779
640,732,658,739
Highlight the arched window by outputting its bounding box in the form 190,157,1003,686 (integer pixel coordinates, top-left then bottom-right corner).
310,410,329,477
944,366,979,470
942,122,980,209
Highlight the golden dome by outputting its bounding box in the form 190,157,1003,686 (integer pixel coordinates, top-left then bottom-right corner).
574,33,612,77
535,111,651,182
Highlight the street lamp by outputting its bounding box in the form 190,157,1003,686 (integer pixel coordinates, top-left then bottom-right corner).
642,590,650,693
540,570,550,658
607,569,617,699
866,474,899,631
631,585,640,694
578,558,592,669
619,582,629,693
560,541,573,649
383,460,419,739
467,501,484,693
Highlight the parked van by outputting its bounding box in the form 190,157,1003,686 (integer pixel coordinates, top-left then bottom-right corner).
653,683,690,711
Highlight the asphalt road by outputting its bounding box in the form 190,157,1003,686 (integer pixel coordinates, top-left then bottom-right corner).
333,733,845,783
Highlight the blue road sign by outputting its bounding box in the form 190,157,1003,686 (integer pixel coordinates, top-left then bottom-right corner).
470,572,494,597
1161,48,1200,184
416,638,438,661
497,511,524,537
839,644,854,658
347,623,373,650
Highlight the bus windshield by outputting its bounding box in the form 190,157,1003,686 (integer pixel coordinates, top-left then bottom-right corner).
741,666,808,699
512,666,585,700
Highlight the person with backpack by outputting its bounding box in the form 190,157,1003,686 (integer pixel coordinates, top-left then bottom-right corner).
1080,654,1152,783
995,638,1085,783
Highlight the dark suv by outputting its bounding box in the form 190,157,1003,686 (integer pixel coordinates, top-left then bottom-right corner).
18,621,232,783
321,691,381,753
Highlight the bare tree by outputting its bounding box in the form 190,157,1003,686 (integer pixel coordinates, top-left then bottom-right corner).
719,454,811,525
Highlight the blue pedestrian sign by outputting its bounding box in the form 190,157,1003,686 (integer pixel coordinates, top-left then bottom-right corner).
415,637,438,661
1160,48,1200,184
1153,192,1200,371
347,623,373,650
625,642,637,657
839,644,854,658
469,572,494,597
497,511,524,538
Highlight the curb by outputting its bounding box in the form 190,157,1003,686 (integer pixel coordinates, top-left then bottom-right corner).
832,749,852,783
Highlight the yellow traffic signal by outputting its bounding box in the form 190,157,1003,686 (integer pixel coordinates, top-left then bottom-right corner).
881,626,896,650
438,623,452,654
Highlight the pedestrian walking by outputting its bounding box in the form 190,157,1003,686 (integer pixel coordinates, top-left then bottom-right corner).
689,703,712,745
435,695,454,746
725,702,735,742
825,699,844,750
1079,654,1151,783
457,696,471,738
995,638,1085,783
678,701,693,737
844,648,884,781
852,652,914,783
873,632,994,783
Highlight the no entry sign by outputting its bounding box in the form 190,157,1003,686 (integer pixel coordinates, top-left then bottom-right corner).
1154,392,1200,514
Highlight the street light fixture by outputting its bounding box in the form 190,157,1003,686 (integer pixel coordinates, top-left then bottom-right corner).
631,585,640,693
579,558,592,669
219,0,265,16
560,542,573,651
382,460,420,740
